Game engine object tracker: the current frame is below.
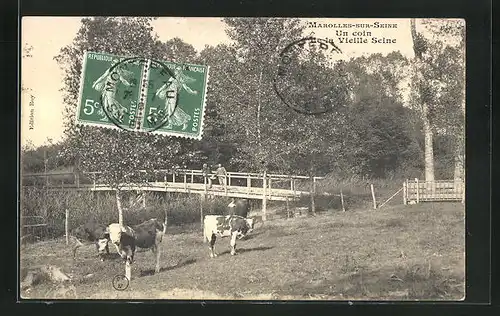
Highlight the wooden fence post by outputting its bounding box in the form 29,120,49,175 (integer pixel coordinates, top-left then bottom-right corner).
403,181,407,205
415,178,420,204
262,170,267,221
370,184,377,209
310,176,316,215
65,208,69,245
340,189,346,212
461,181,465,204
247,175,251,188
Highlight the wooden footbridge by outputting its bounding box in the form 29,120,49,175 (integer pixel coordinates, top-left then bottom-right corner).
22,169,327,202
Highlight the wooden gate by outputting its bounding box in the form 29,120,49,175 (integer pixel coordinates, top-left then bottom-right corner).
403,179,465,204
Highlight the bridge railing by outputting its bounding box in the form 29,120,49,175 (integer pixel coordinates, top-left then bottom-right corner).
82,169,324,190
22,169,325,194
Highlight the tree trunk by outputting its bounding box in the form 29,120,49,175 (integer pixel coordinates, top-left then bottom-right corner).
410,18,435,182
453,139,464,181
256,68,263,153
454,45,466,183
116,189,124,226
422,106,435,182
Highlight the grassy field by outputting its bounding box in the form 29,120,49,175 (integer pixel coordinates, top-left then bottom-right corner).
20,202,465,301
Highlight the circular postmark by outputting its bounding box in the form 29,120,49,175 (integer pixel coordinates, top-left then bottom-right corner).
97,56,178,133
273,36,344,115
112,274,130,291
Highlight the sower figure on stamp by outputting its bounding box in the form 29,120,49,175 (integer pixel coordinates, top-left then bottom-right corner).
202,163,213,189
215,164,228,187
92,59,134,123
155,65,198,130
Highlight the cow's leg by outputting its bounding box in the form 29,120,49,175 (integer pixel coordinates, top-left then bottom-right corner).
230,231,238,255
96,239,110,261
209,233,217,258
72,238,83,260
125,259,132,281
72,244,81,260
95,242,102,260
94,242,102,261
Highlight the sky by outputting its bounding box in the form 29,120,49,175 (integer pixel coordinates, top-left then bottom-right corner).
20,17,442,148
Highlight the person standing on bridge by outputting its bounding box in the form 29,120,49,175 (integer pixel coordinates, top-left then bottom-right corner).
215,164,228,187
202,163,213,188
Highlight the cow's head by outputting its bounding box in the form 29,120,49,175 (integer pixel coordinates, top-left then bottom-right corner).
107,223,122,246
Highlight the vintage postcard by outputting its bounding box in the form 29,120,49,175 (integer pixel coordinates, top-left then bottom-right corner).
20,17,465,301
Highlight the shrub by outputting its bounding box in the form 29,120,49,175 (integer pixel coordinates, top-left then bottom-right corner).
20,188,237,240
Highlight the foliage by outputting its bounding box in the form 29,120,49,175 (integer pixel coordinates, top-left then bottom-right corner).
21,187,232,239
21,140,72,173
45,17,466,184
54,17,205,188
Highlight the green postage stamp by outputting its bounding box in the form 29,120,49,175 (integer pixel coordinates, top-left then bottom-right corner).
76,51,209,139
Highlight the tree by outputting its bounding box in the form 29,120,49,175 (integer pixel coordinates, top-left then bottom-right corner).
420,19,465,182
410,18,436,181
197,44,241,167
55,17,202,225
409,19,465,182
220,18,307,172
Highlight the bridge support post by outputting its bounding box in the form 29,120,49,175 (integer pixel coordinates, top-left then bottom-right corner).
286,196,290,219
200,193,205,240
65,208,69,245
268,178,272,199
262,170,267,221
